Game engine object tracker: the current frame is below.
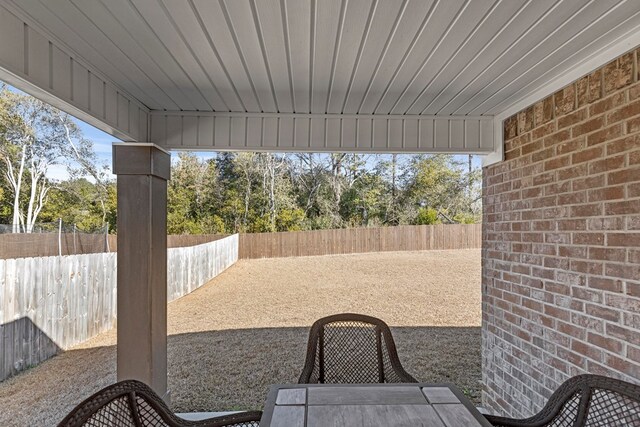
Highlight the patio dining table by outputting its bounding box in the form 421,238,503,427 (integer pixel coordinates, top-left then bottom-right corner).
260,383,491,426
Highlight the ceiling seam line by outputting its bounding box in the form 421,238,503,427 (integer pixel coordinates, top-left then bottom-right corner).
187,0,247,113
420,0,532,115
340,0,378,114
324,0,348,114
156,0,229,111
370,0,439,114
126,0,208,110
457,0,601,114
436,0,580,114
488,11,640,116
394,0,473,114
356,0,410,114
249,0,280,113
153,0,216,111
309,0,316,114
218,0,263,112
93,0,184,110
279,0,296,113
400,0,501,115
473,1,630,115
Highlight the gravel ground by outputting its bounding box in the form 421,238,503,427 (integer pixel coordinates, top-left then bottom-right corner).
0,249,481,426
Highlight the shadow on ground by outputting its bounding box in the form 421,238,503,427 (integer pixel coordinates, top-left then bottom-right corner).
0,326,480,427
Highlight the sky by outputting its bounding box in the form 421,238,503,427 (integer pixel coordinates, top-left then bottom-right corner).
5,83,483,181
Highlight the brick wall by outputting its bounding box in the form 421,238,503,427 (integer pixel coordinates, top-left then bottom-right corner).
482,47,640,417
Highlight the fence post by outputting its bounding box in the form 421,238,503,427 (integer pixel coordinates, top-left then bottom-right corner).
58,218,62,257
73,224,77,255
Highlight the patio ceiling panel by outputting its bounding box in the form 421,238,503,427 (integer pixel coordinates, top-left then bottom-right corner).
8,0,640,117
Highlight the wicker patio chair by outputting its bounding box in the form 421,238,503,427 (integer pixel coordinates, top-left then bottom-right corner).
485,374,640,427
298,313,418,384
57,380,262,427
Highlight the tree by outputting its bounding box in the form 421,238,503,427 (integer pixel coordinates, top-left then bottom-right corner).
0,86,102,232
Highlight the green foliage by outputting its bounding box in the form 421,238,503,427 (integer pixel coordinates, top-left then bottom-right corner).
415,208,440,225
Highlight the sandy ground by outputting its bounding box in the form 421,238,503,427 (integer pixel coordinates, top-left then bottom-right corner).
0,249,481,426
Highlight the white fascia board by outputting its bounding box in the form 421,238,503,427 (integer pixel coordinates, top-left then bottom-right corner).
150,111,496,155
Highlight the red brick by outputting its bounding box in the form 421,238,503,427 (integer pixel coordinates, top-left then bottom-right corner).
573,340,604,362
589,92,626,116
588,68,603,103
555,85,576,116
605,263,640,281
558,246,588,258
630,150,640,166
557,219,586,231
556,137,585,155
570,203,603,217
572,117,604,137
628,183,640,198
557,108,587,130
606,99,640,124
532,122,556,140
586,124,623,147
606,134,640,155
534,95,554,125
544,305,570,321
518,107,535,134
587,186,624,202
570,260,603,275
627,116,640,133
611,168,640,186
577,76,589,108
544,155,570,171
560,164,588,182
605,199,640,215
589,247,626,262
603,52,634,94
588,155,625,175
585,304,620,322
504,115,518,139
586,217,624,230
588,332,623,353
607,324,640,347
571,147,604,164
607,233,640,247
572,174,603,191
588,276,623,293
629,216,640,230
572,233,604,245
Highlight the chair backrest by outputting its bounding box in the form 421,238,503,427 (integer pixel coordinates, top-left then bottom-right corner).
298,313,417,384
536,374,640,426
57,380,261,427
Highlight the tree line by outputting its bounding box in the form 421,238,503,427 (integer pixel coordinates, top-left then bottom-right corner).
0,85,481,235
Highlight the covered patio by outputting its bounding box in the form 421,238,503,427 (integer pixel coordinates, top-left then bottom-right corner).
1,0,639,421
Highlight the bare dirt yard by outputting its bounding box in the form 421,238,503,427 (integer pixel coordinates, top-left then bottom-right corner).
0,249,481,426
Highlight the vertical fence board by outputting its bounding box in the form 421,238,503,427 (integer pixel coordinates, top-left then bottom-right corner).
238,224,481,259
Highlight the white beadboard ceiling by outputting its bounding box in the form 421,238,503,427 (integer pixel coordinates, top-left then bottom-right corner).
7,0,640,117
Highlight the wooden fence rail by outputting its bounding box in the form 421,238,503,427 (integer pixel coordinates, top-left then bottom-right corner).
0,234,238,382
0,233,228,260
239,224,481,259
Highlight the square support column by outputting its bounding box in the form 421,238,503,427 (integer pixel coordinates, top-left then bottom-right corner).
112,143,171,398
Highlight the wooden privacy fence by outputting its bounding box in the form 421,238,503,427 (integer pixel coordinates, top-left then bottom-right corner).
0,234,238,382
239,224,481,259
0,233,228,260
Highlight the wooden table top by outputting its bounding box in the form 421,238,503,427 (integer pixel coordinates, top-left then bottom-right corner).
260,383,492,427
